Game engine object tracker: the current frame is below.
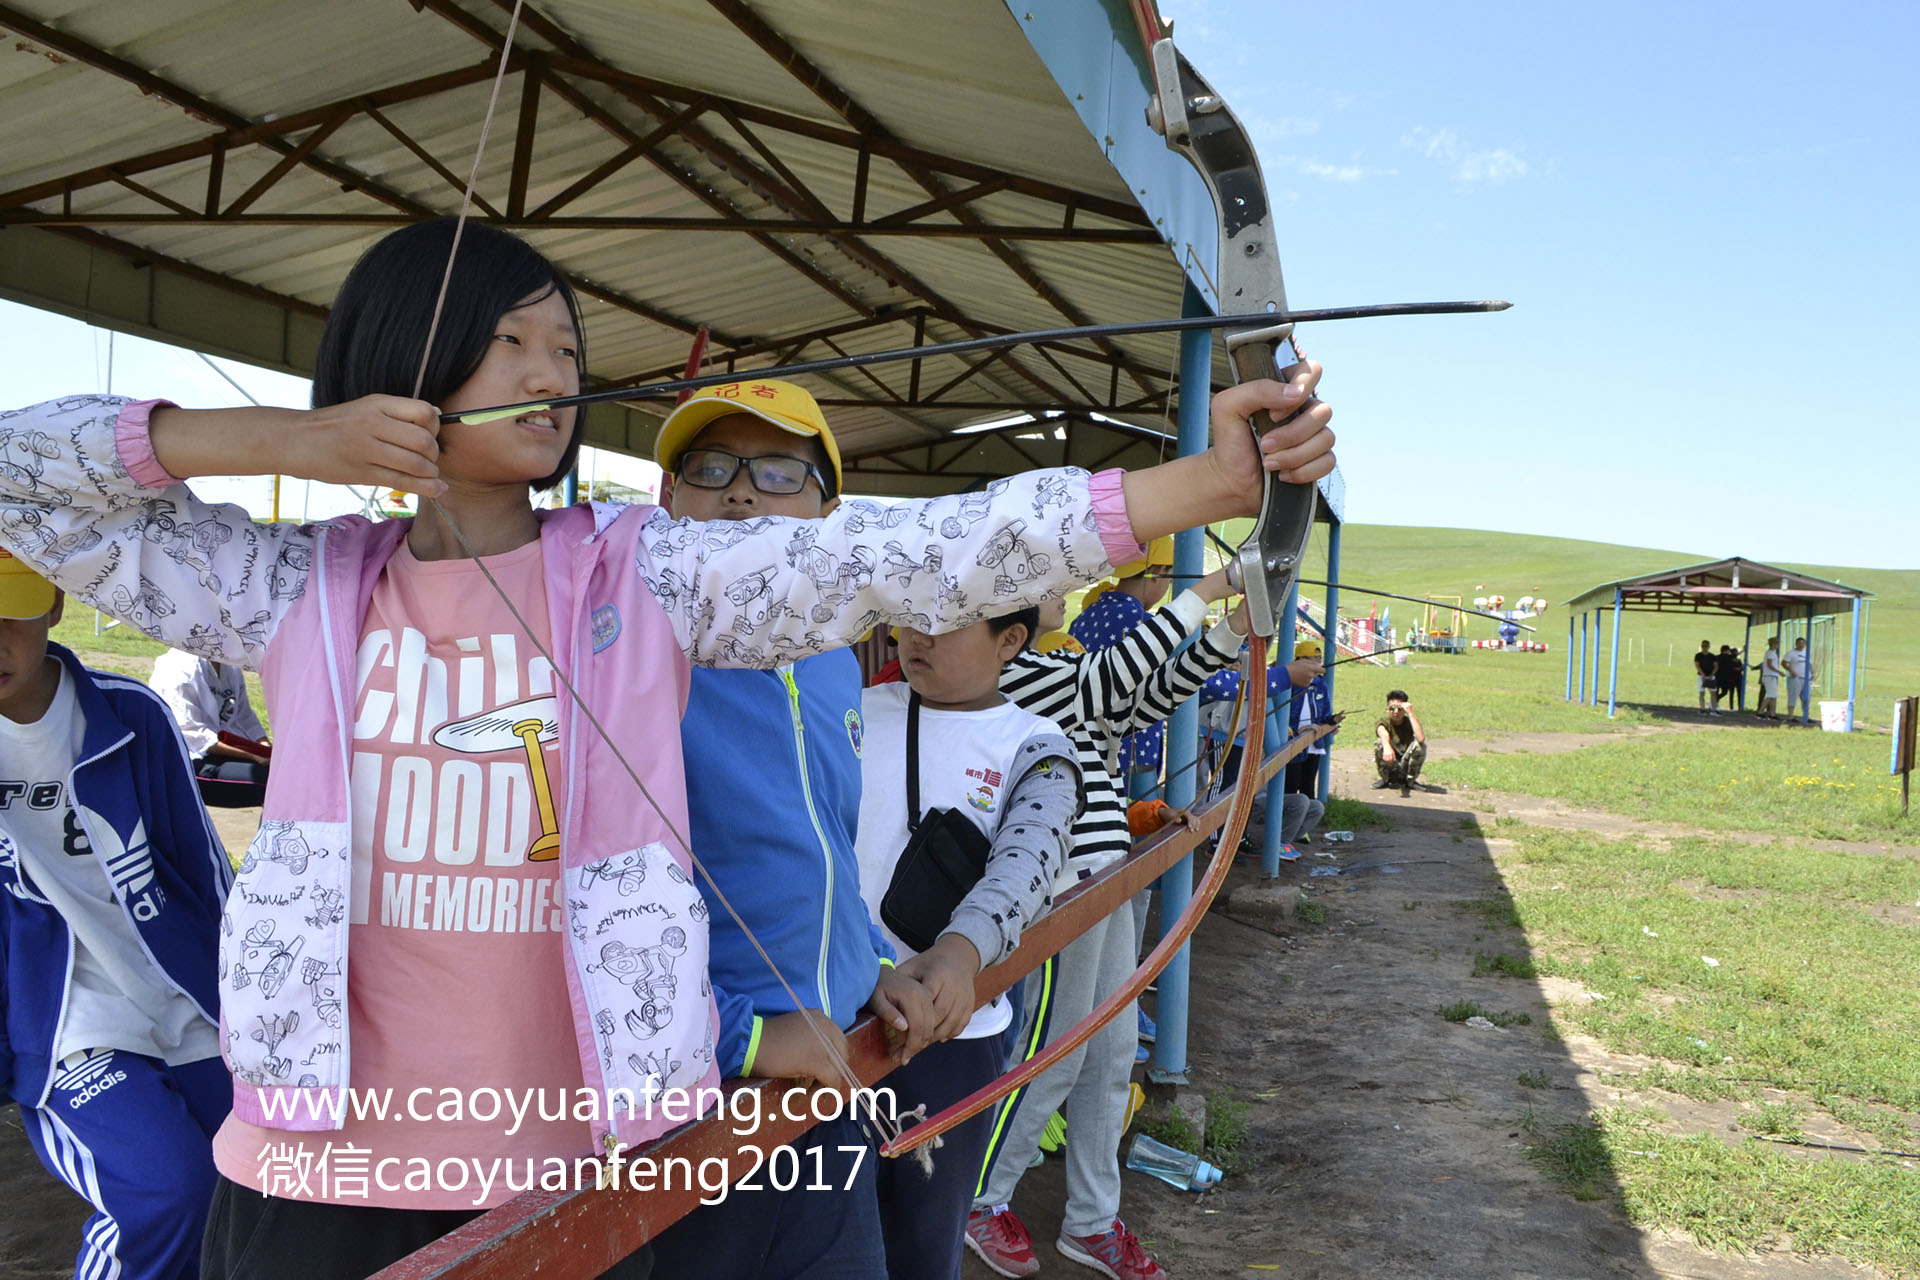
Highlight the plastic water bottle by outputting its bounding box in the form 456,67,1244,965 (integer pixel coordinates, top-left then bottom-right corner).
1323,830,1355,842
1125,1133,1222,1191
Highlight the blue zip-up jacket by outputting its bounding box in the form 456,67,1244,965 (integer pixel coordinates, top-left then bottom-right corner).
0,644,231,1108
681,651,894,1077
1290,673,1334,746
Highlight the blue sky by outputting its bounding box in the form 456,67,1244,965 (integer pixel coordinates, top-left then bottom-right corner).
0,2,1911,566
1161,0,1918,569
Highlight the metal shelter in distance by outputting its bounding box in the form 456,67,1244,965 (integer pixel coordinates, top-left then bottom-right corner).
1564,557,1872,727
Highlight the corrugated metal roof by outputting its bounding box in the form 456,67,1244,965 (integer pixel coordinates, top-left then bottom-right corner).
0,0,1242,489
1566,557,1871,614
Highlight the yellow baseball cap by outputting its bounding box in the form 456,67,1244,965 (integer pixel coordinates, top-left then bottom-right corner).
0,548,57,620
1295,639,1324,660
653,379,843,493
1113,534,1176,580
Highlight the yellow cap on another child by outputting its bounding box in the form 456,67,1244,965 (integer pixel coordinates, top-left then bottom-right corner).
0,548,56,620
1295,639,1324,660
653,379,844,492
1112,534,1176,580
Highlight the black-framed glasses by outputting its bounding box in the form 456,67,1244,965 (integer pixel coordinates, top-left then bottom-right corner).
677,447,826,496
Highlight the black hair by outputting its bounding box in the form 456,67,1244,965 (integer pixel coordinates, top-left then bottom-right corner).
988,606,1041,654
1386,689,1409,703
311,220,589,492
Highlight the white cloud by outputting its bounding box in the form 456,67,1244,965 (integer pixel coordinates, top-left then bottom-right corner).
1252,114,1321,139
1299,161,1373,182
1271,154,1397,183
1403,126,1530,184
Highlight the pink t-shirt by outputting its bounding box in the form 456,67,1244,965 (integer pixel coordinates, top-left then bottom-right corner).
215,539,592,1209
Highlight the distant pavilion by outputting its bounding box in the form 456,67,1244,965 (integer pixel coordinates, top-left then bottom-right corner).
1565,557,1871,726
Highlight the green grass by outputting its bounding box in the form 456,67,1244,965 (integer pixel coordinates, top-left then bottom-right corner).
1140,1106,1201,1156
50,607,270,730
1518,1069,1552,1090
1204,1086,1251,1173
1498,827,1920,1115
1322,795,1392,830
1294,898,1328,925
1532,1107,1920,1275
1437,999,1531,1027
1496,821,1920,1271
1441,728,1910,842
52,607,167,676
1332,651,1658,739
1473,952,1539,979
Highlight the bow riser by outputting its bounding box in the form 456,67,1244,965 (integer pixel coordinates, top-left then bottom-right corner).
1147,38,1315,639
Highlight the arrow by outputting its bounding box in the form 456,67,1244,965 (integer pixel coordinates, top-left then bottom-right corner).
440,300,1510,425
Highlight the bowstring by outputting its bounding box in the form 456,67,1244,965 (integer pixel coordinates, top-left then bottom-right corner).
404,0,893,1144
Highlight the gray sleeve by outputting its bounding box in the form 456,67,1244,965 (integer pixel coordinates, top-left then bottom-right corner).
942,730,1081,969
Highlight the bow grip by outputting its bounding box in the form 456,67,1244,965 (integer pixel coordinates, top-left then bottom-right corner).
1225,327,1317,639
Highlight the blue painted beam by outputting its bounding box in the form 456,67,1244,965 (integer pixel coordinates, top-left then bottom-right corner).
1319,520,1341,800
1608,591,1623,717
1149,280,1212,1085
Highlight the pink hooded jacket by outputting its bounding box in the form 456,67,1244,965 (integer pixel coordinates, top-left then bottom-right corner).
0,394,1143,1152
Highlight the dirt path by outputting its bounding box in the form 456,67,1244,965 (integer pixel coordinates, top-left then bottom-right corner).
1342,731,1920,861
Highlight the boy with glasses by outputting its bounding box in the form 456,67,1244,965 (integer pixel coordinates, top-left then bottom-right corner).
646,380,935,1280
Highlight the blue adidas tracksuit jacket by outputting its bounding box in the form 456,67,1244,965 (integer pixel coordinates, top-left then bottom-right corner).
0,644,231,1109
681,652,894,1077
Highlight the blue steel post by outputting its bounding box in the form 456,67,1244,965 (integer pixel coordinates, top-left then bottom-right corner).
1150,281,1212,1084
1260,583,1299,877
1319,521,1341,800
1846,597,1862,731
563,465,580,506
1742,615,1753,712
1591,611,1603,704
1803,602,1816,725
1565,614,1575,700
1607,591,1623,717
1579,612,1589,704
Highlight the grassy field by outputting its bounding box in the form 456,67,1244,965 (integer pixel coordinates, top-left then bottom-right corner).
1440,727,1909,842
1301,524,1920,724
1280,524,1919,1272
1491,826,1920,1274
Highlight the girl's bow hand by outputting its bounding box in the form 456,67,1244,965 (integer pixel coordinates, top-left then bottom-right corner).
289,396,447,497
1206,363,1336,514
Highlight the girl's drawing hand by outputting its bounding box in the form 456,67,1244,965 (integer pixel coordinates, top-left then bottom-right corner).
290,396,447,496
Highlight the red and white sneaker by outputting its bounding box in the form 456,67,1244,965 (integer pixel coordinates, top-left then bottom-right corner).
965,1206,1041,1278
1056,1219,1167,1280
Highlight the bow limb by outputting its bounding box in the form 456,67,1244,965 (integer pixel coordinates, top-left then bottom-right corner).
880,635,1267,1160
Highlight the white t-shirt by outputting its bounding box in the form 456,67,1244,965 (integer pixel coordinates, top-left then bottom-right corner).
0,665,220,1065
149,648,267,758
1783,648,1810,680
855,685,1061,1040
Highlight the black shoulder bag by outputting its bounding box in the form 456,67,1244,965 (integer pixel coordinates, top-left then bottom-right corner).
879,691,995,954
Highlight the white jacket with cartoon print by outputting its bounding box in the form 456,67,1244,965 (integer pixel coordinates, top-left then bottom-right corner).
0,394,1144,1153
